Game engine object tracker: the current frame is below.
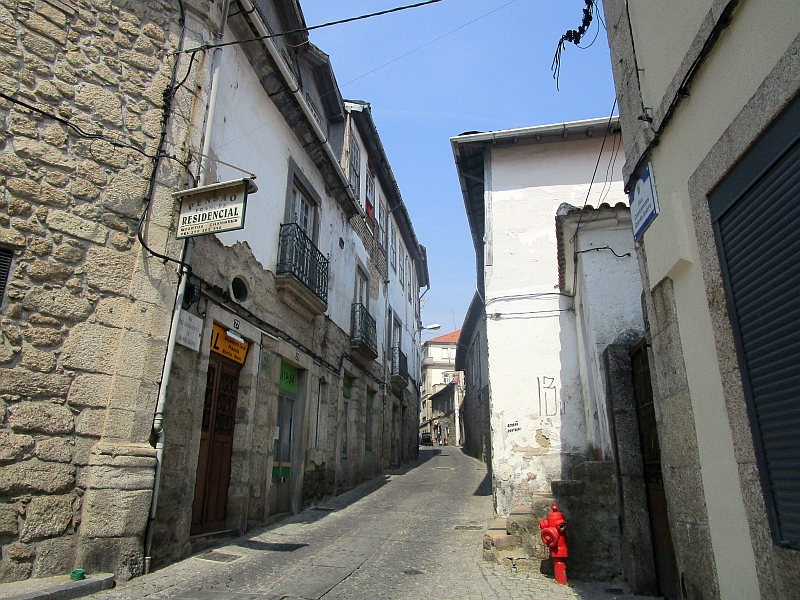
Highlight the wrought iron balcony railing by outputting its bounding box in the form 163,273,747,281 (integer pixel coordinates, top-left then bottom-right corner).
351,303,377,356
277,223,329,304
391,346,409,382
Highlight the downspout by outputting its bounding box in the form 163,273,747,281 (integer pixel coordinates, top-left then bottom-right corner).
143,0,230,574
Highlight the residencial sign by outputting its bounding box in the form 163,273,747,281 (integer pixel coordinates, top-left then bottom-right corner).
630,162,660,241
174,178,257,239
210,323,249,364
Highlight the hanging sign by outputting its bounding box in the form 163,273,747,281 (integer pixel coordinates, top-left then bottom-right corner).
279,363,298,394
173,178,257,239
630,162,660,241
210,323,249,364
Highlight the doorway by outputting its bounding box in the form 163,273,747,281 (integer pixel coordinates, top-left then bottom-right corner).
268,393,295,515
631,339,680,600
191,354,241,535
269,362,299,516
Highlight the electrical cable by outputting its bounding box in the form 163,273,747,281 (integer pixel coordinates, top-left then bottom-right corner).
551,0,597,89
0,91,197,183
569,97,617,245
0,91,156,159
576,245,631,258
180,0,444,54
136,0,192,273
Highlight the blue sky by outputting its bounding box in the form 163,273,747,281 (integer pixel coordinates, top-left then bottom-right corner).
302,0,617,339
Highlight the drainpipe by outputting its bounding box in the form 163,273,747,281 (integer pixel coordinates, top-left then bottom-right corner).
143,0,230,574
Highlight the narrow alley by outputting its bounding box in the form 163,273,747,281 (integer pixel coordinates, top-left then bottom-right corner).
87,449,644,600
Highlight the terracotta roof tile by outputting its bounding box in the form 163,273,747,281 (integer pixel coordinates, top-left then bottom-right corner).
428,329,461,344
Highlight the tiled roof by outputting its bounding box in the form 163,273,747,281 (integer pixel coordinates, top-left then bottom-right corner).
428,329,461,344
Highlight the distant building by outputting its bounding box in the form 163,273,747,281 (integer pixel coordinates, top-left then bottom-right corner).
420,330,462,444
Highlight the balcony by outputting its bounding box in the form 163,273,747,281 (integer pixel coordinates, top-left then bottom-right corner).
350,303,378,365
275,223,329,320
390,346,409,389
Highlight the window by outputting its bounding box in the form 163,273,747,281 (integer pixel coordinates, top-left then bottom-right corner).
392,318,402,351
379,200,388,248
290,186,312,235
407,258,412,302
342,375,353,458
355,268,368,308
443,373,451,384
0,248,12,309
365,173,375,225
390,224,397,271
399,247,405,288
349,134,361,200
284,159,321,244
441,347,449,360
365,391,374,452
708,96,800,549
305,92,323,128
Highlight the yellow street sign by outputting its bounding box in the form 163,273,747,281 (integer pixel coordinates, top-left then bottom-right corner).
211,323,249,364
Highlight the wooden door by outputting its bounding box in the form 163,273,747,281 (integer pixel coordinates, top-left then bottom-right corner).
631,340,680,600
268,394,295,515
191,355,240,535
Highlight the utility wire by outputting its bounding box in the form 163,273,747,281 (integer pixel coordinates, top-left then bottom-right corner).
0,91,156,159
181,0,444,54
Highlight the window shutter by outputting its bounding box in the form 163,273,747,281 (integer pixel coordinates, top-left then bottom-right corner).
710,98,800,549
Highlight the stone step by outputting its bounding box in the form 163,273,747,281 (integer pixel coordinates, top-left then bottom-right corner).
0,572,114,600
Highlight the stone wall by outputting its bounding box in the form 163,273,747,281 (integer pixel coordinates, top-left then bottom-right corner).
641,270,719,599
0,0,214,582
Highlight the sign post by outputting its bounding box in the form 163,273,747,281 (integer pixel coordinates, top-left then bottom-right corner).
630,162,659,241
173,178,257,239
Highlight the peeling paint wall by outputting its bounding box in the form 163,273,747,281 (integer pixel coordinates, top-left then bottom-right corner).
484,136,627,516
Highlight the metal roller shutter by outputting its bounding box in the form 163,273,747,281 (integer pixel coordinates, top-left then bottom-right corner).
710,95,800,550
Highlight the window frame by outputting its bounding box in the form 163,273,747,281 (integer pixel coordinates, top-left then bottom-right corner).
390,223,397,271
349,133,361,201
365,171,376,227
284,157,321,244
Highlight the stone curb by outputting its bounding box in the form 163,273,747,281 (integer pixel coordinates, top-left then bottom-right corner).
0,573,114,600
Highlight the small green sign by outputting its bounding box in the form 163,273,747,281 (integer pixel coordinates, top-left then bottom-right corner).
280,363,298,393
342,374,353,399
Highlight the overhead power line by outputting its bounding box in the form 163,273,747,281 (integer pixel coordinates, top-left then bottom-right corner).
181,0,444,54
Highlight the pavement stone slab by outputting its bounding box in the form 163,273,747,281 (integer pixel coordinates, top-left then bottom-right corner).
90,449,659,600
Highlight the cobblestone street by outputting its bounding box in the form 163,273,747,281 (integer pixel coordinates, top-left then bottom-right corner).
91,448,652,600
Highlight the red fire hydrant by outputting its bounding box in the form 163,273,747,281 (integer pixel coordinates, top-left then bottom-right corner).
539,504,568,585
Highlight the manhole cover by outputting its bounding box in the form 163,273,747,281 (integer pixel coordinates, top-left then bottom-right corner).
237,541,307,552
454,525,483,531
197,551,241,563
311,506,335,512
435,467,454,470
403,568,424,575
605,588,624,594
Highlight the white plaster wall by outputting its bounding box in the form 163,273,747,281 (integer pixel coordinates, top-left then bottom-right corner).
626,0,714,113
484,136,624,514
208,30,356,335
632,1,799,596
573,217,642,458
